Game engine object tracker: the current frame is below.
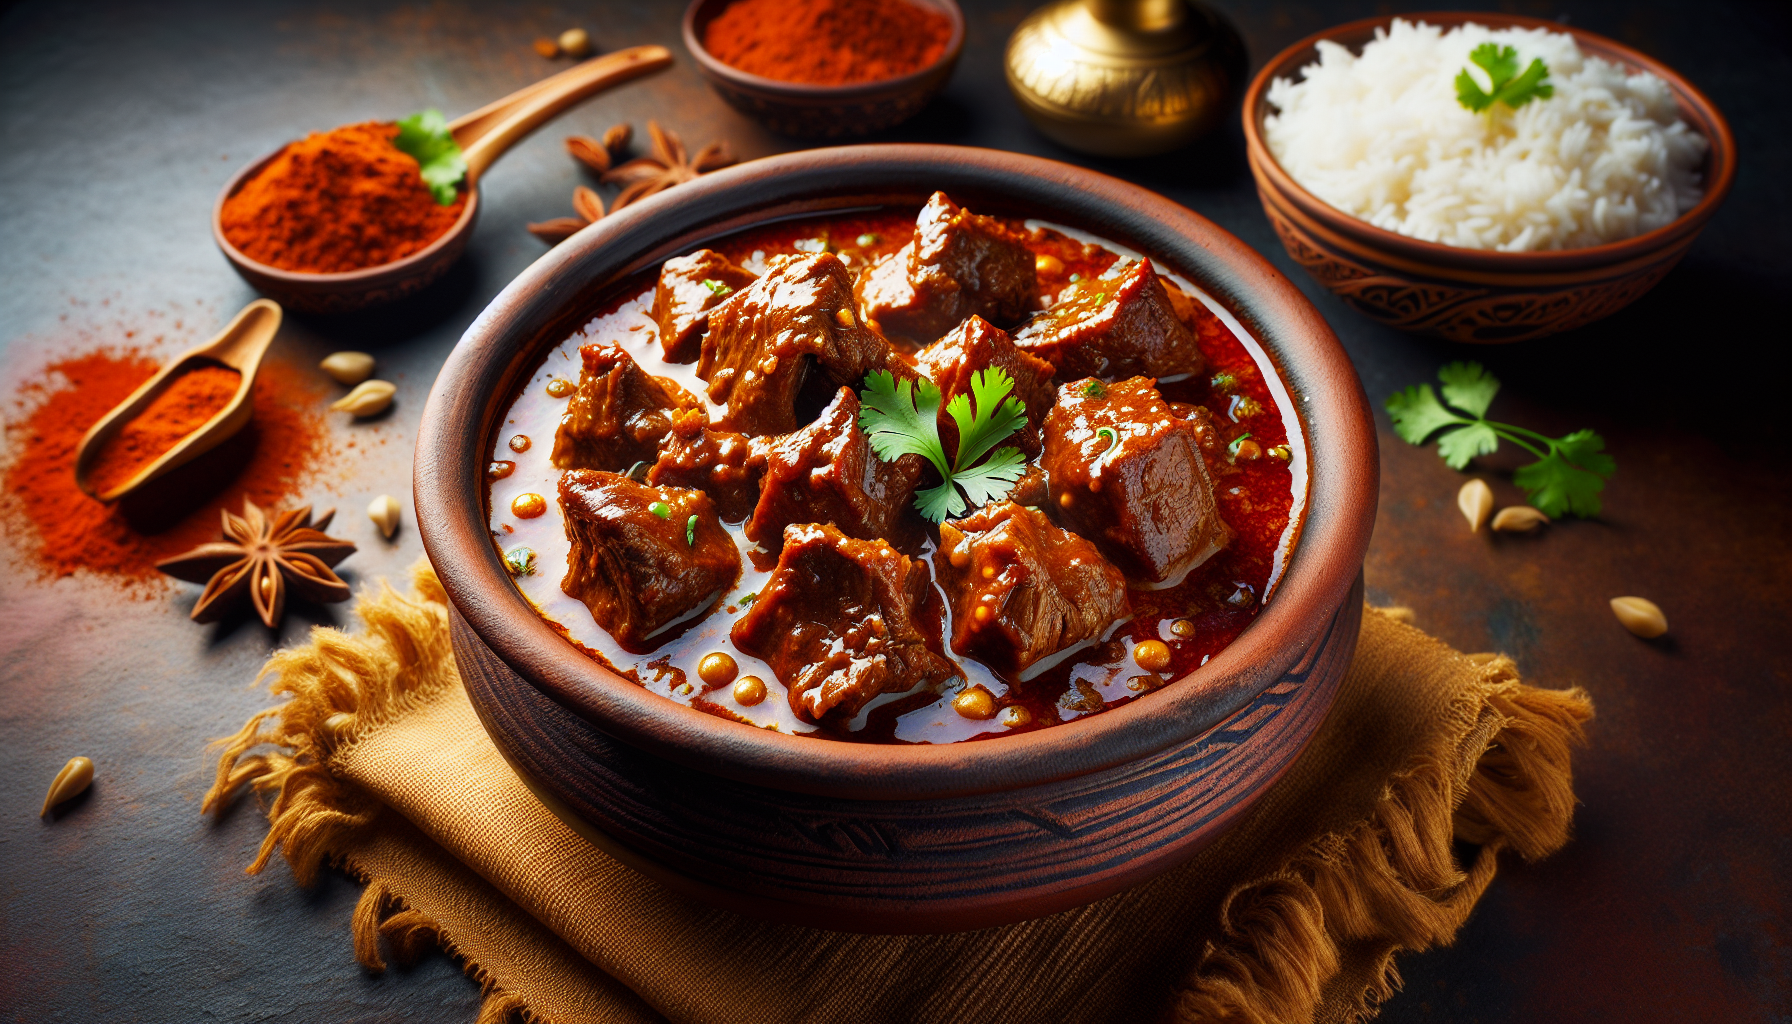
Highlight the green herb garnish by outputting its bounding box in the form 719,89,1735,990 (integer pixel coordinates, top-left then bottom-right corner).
504,546,537,577
1096,426,1118,453
393,109,467,206
1455,43,1553,116
686,514,698,546
855,233,879,247
858,367,1028,523
1081,380,1107,399
738,591,756,605
649,501,671,519
1227,433,1254,458
701,278,734,298
1386,362,1614,518
1210,372,1237,391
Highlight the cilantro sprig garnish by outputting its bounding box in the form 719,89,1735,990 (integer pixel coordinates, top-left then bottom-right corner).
393,109,467,205
1456,43,1553,116
858,368,1028,523
1386,362,1614,518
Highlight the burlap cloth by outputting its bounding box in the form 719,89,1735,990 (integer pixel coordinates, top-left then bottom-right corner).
205,565,1591,1023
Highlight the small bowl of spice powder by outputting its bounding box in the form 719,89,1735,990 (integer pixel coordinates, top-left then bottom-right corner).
683,0,963,137
214,120,476,314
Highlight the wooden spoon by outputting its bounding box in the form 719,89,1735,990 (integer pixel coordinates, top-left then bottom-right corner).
74,299,282,503
212,45,673,313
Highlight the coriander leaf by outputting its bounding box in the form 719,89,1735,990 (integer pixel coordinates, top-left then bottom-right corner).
859,366,1031,523
393,108,467,206
1515,430,1613,517
915,480,966,523
946,367,1028,471
1515,450,1603,518
1456,43,1553,115
1437,361,1500,418
1385,383,1467,445
857,371,950,479
951,447,1027,507
1436,422,1501,470
1501,57,1554,109
1472,43,1520,91
701,278,734,297
1555,429,1617,478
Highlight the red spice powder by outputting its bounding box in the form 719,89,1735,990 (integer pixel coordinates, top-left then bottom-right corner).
702,0,952,86
86,363,241,495
220,121,466,274
3,348,332,591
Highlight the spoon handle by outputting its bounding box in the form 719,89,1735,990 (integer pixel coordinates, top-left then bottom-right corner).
457,45,673,185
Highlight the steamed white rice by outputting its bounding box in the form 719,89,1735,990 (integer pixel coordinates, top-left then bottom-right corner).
1264,19,1707,252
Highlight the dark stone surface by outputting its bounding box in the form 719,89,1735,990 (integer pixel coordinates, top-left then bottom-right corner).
1,0,1786,1020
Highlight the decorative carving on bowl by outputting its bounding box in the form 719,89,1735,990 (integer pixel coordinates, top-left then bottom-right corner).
1261,198,1689,343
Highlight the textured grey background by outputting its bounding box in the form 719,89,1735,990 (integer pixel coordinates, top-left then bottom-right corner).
2,1,1788,1021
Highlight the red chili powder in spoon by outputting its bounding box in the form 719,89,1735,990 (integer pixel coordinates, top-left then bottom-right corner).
220,121,466,274
86,363,241,495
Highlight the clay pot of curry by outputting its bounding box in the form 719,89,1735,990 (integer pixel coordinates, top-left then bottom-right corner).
414,145,1376,933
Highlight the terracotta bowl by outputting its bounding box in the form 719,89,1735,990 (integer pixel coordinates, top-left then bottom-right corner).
212,146,479,315
413,145,1377,933
681,0,964,138
1242,12,1736,344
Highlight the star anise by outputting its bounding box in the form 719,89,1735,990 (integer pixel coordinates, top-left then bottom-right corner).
157,499,356,628
527,186,607,245
600,121,735,210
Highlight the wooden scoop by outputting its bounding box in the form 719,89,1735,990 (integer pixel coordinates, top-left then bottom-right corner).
74,298,282,503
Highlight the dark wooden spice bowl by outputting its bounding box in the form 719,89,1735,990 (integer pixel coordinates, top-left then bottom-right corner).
211,146,480,316
414,145,1377,933
681,0,964,138
1243,12,1736,344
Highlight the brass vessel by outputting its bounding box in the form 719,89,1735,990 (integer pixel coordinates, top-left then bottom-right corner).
1005,0,1246,157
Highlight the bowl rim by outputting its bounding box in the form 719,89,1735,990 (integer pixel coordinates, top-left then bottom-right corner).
211,142,479,286
680,0,966,99
1241,11,1738,274
414,143,1376,802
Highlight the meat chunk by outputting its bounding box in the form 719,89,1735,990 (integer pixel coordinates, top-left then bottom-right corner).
559,471,740,651
732,523,955,723
913,315,1056,460
855,192,1038,343
551,343,702,472
1015,260,1207,381
1007,463,1050,507
647,410,770,523
934,501,1129,675
698,252,893,436
651,249,758,363
745,387,922,549
1042,377,1231,584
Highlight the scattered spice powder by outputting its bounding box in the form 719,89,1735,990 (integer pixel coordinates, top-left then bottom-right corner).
701,0,952,86
86,363,241,495
3,348,332,591
220,122,466,274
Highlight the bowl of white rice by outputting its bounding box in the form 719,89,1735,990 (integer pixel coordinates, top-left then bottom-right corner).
1242,13,1735,342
